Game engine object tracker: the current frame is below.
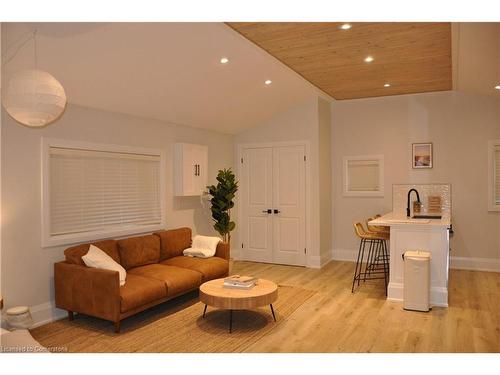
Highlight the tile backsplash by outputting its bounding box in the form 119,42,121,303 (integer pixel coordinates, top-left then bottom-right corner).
392,183,452,216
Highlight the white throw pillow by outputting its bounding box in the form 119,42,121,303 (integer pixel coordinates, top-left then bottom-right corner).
183,235,221,258
82,244,127,286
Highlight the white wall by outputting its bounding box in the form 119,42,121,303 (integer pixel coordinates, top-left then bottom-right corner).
233,97,327,267
0,23,2,313
331,91,500,270
1,103,233,325
318,98,332,264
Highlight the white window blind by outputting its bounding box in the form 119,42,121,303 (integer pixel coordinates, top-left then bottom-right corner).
495,146,500,204
347,160,380,191
49,146,161,238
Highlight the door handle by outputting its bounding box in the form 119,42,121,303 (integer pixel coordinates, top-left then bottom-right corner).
194,165,197,176
274,209,281,214
262,209,272,214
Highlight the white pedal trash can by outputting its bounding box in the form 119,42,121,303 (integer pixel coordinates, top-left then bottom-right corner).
403,250,431,312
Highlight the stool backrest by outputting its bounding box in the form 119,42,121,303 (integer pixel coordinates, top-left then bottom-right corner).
353,222,367,238
366,217,375,230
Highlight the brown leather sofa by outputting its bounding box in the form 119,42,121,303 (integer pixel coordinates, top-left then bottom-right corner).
54,227,229,332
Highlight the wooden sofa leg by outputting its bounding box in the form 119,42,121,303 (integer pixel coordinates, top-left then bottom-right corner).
114,321,121,333
68,311,74,321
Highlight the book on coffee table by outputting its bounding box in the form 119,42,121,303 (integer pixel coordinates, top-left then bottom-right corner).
222,282,255,290
224,275,256,285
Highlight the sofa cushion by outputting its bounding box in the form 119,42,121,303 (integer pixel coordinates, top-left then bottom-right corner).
160,256,229,282
154,227,191,261
128,264,202,297
64,240,120,266
117,235,160,270
119,273,167,313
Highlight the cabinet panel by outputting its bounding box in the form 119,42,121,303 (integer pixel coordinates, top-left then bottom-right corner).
174,143,208,196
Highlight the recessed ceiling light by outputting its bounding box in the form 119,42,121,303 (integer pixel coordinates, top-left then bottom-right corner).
340,23,352,30
220,57,229,64
384,83,391,87
364,56,374,63
265,80,272,85
495,85,500,90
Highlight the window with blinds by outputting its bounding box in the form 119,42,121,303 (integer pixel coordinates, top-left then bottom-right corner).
343,155,384,197
488,140,500,211
347,160,380,192
42,139,165,246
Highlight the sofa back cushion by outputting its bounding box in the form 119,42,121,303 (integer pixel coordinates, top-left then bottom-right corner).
64,240,120,266
154,227,192,261
117,235,160,270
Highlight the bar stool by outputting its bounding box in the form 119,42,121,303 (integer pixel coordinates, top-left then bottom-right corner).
366,214,390,235
365,216,390,273
352,222,390,295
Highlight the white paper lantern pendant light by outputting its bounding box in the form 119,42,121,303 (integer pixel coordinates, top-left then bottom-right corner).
2,30,67,127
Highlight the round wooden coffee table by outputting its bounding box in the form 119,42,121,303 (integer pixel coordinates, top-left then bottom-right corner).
199,278,278,333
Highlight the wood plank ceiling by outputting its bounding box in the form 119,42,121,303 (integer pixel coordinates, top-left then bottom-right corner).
227,23,452,100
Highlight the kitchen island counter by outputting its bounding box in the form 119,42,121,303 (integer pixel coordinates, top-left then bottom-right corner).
370,212,451,307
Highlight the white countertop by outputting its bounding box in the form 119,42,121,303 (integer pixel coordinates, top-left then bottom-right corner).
370,212,451,227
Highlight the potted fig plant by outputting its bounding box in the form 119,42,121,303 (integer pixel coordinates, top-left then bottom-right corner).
206,168,238,244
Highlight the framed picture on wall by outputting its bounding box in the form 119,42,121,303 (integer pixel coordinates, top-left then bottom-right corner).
412,143,433,169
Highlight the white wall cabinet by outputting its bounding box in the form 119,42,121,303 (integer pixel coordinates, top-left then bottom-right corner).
174,143,208,196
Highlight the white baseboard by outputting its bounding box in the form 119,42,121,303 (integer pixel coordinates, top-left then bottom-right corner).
230,248,242,261
332,248,500,273
450,256,500,272
388,282,448,307
232,248,332,269
308,253,332,269
29,301,67,328
331,248,358,262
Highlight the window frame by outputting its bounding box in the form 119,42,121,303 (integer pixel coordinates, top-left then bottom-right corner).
41,138,166,248
488,139,500,212
342,154,384,197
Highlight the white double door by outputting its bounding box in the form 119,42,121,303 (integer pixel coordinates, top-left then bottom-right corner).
240,145,306,266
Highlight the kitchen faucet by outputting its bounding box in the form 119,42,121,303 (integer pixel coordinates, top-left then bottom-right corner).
407,188,421,217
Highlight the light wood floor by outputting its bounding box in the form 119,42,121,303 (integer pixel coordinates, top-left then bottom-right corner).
231,260,500,352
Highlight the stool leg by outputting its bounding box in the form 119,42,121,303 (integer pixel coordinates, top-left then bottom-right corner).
352,238,364,293
364,239,374,281
203,304,207,318
382,240,389,296
358,239,367,286
229,310,233,333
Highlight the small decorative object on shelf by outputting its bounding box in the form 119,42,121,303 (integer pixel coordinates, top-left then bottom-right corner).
427,196,442,214
413,200,422,214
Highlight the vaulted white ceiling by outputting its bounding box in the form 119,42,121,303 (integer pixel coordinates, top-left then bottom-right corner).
1,23,320,134
2,22,498,135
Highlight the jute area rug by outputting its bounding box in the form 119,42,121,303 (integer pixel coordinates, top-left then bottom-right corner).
31,285,315,353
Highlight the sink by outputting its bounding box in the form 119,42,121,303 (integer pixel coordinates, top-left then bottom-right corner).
412,215,442,219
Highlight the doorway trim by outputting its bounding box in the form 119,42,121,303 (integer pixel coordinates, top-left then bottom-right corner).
236,140,311,267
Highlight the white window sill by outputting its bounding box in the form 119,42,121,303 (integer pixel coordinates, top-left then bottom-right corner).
42,223,165,248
